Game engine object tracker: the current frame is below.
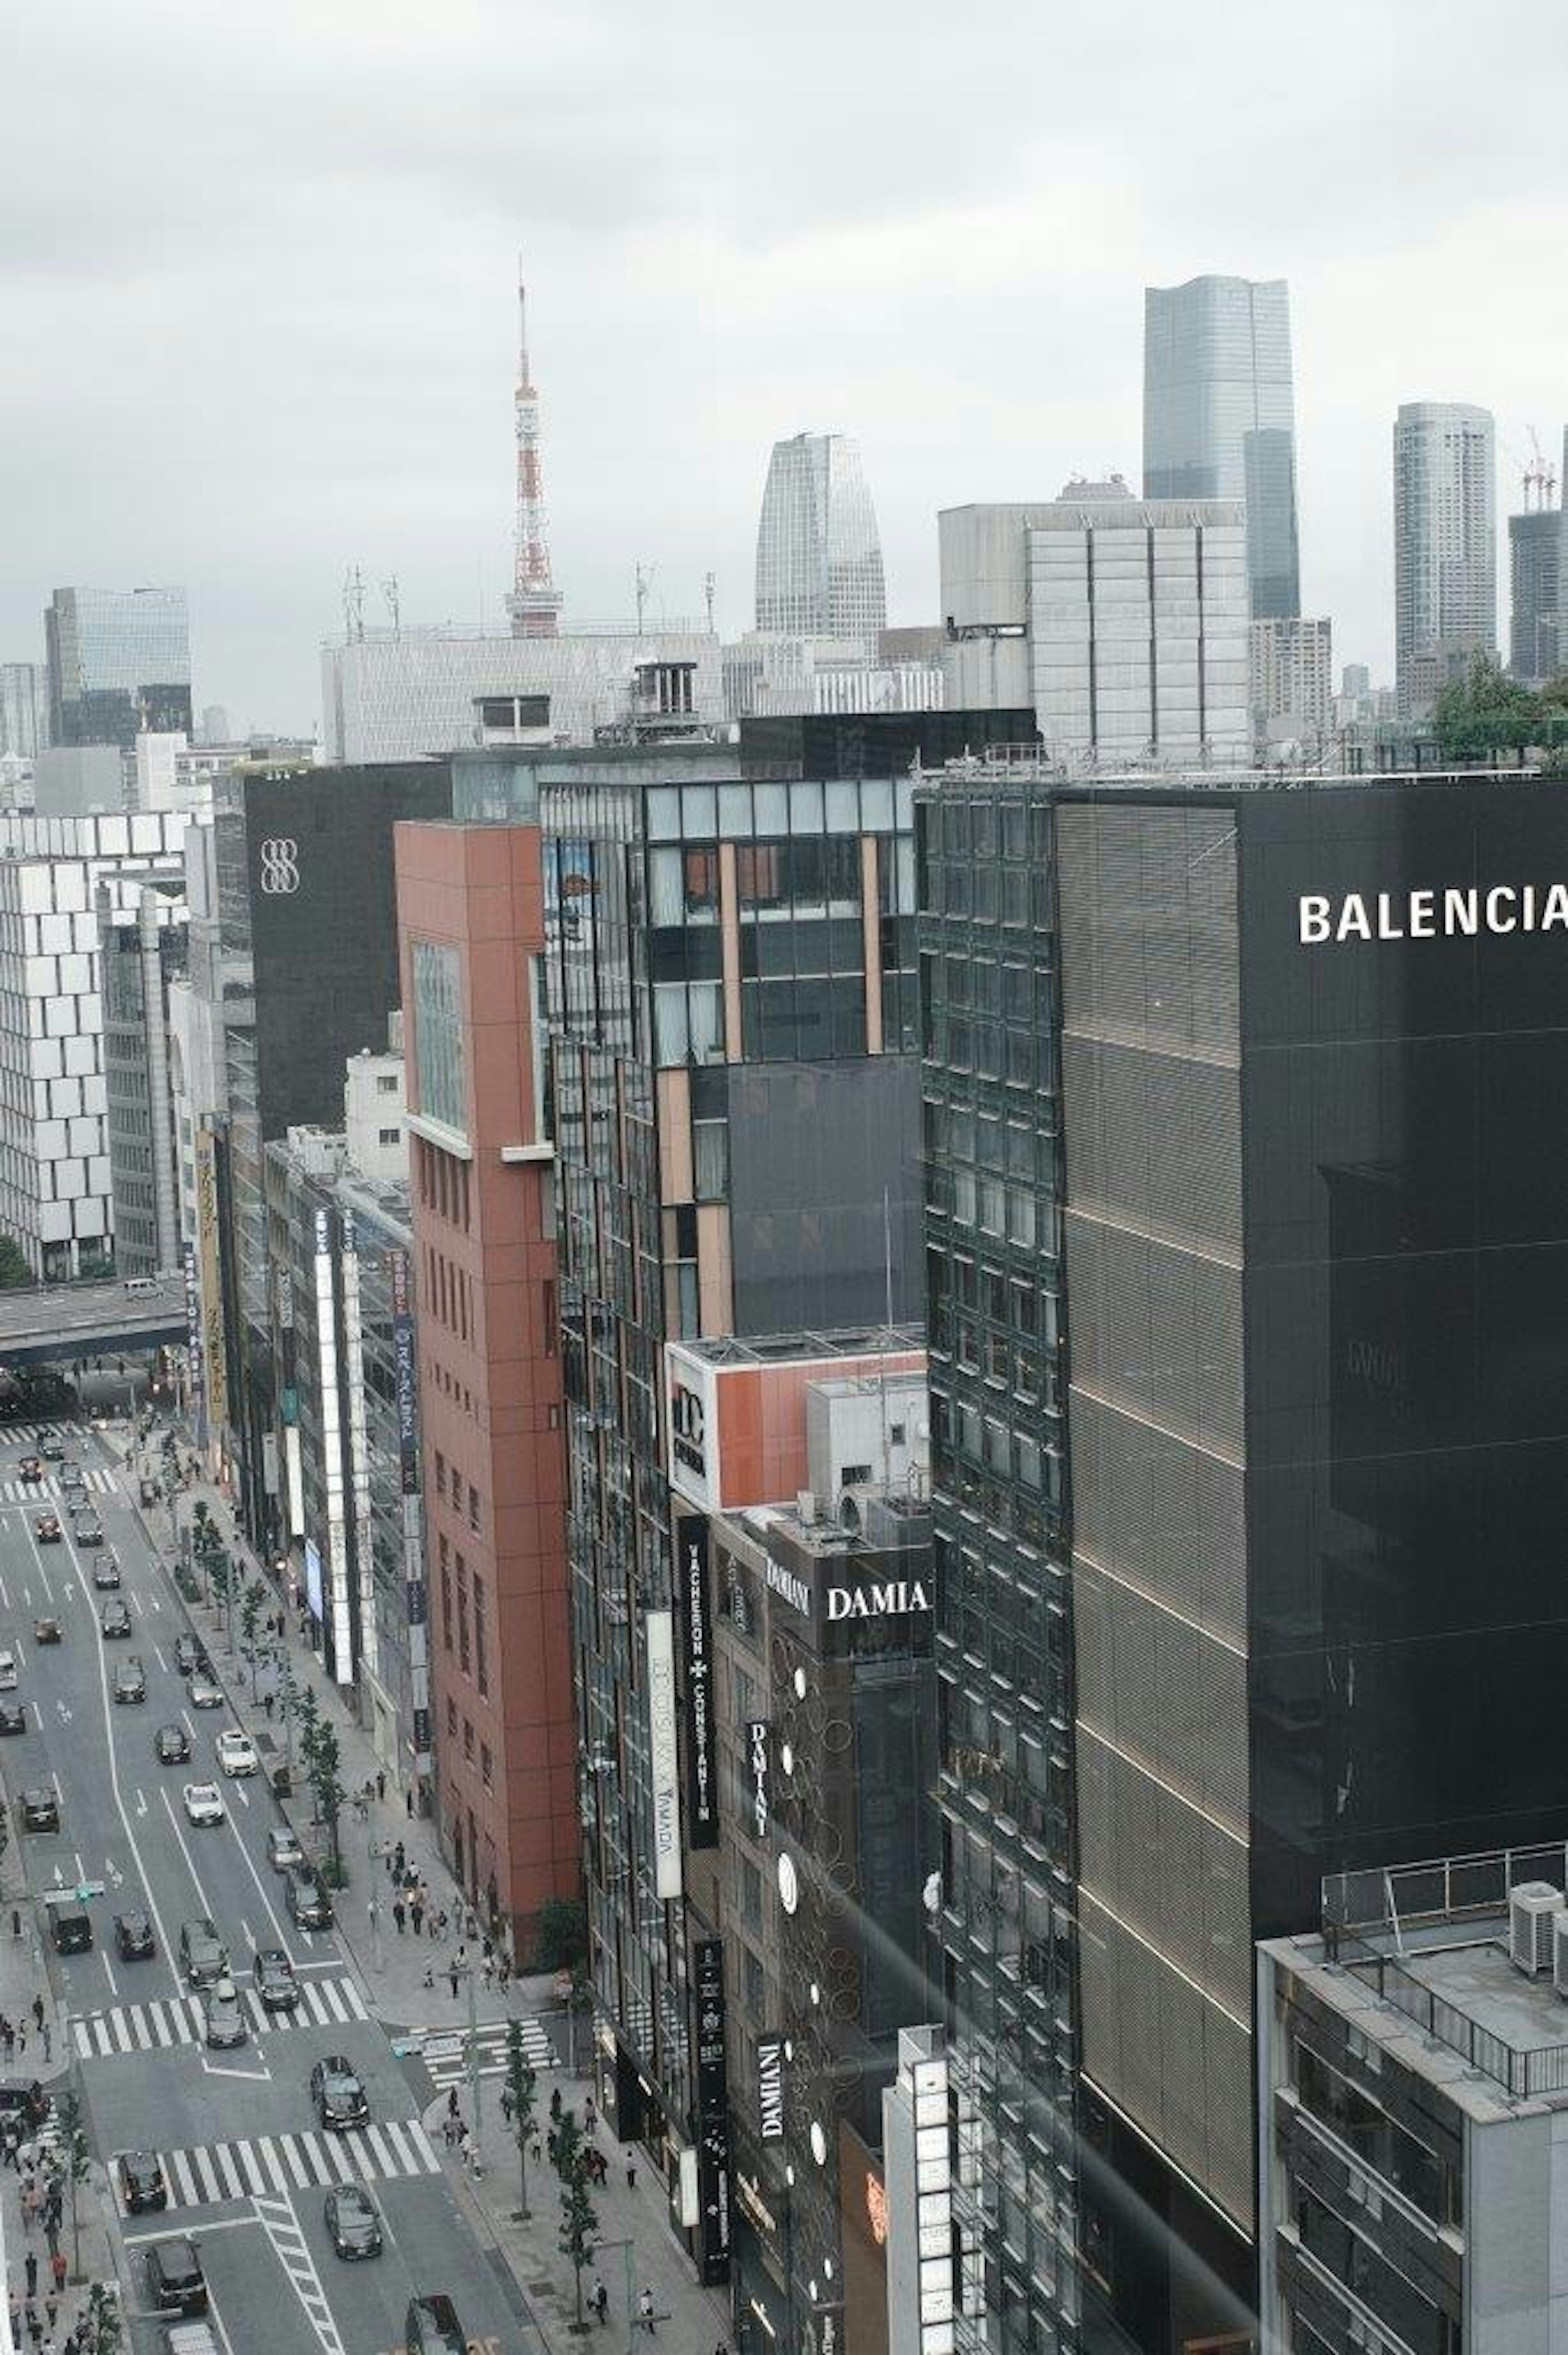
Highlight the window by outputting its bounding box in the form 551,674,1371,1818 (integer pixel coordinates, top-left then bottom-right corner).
840,1463,873,1487
456,1557,470,1674
445,1697,458,1738
474,1578,488,1699
378,1127,401,1147
439,1542,452,1650
480,1743,493,1792
376,1073,398,1095
411,940,466,1135
434,1451,446,1501
463,1719,474,1763
468,1482,480,1534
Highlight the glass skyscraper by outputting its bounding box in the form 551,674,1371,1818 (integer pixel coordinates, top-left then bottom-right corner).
1392,401,1497,716
45,584,192,749
1143,275,1301,621
753,432,888,653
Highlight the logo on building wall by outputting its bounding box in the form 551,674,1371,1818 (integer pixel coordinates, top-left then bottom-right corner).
258,838,301,895
747,1720,770,1846
646,1610,683,1900
757,2034,786,2141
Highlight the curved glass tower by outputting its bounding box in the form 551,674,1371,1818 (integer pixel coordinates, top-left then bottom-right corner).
753,432,888,654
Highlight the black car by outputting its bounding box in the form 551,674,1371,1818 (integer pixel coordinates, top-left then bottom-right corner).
32,1617,60,1645
174,1634,206,1676
155,1723,191,1765
20,1787,58,1833
0,1700,25,1736
114,1911,155,1961
49,1904,91,1956
253,1948,299,2009
325,2183,382,2260
112,1658,147,1704
100,1600,131,1638
92,1557,121,1591
116,2150,167,2215
178,1918,227,1987
288,1864,333,1930
145,2237,207,2316
311,2056,369,2132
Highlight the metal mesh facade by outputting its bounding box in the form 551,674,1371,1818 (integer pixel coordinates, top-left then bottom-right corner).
1056,799,1253,2234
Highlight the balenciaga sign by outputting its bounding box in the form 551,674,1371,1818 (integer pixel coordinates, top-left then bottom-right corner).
1299,885,1568,944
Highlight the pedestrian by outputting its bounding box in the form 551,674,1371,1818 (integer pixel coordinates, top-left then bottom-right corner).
638,2287,655,2334
263,1692,274,1721
6,2308,16,2353
26,2303,40,2352
546,2129,557,2167
0,2017,11,2061
421,1965,434,1991
392,1900,405,1936
376,1768,386,1803
626,2159,637,2193
405,1786,414,1818
441,2115,458,2151
550,2087,563,2123
585,2096,596,2133
31,1997,43,2034
10,1910,19,1942
481,1952,494,1991
25,2249,38,2299
592,2279,608,2327
43,2295,56,2334
447,2087,460,2121
435,1908,449,1941
448,1963,459,2000
394,1840,405,1879
48,2255,64,2299
411,1900,425,1937
15,2027,24,2058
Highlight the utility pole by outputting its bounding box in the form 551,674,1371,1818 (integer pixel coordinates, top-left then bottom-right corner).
466,1961,485,2172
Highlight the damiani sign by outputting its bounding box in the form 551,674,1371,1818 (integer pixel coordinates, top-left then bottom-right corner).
1299,886,1568,943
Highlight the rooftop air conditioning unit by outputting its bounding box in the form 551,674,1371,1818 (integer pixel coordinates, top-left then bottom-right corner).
1510,1881,1562,1976
796,1490,817,1526
1552,1911,1568,1999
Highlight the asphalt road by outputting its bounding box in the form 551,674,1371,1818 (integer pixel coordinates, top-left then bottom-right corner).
0,1419,540,2355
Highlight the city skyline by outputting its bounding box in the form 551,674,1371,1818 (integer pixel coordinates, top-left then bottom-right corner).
0,0,1561,729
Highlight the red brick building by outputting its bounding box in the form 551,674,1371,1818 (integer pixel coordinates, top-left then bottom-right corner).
394,818,577,1954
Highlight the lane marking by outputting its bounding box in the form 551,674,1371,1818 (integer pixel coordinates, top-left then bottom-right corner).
158,1784,217,1917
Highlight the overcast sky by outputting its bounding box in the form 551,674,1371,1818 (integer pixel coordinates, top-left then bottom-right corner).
3,0,1564,735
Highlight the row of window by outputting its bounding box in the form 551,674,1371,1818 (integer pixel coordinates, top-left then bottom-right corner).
414,1136,472,1232
436,1534,489,1698
432,1450,481,1535
444,1695,493,1791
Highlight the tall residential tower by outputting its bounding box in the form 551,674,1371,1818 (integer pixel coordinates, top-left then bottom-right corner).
1144,274,1301,620
1393,401,1496,716
754,432,888,653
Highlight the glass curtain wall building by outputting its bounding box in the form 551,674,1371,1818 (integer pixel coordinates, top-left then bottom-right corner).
755,434,889,656
45,585,192,749
1143,276,1301,621
1392,402,1497,716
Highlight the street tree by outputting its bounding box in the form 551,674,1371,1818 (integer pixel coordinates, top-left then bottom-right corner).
239,1579,266,1699
82,2281,121,2355
555,2114,598,2332
0,1236,32,1289
312,1719,346,1876
296,1684,323,1818
54,2087,93,2281
503,2019,539,2221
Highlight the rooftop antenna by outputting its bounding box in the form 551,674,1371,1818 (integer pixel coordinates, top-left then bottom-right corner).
382,575,401,637
342,568,366,643
635,562,656,635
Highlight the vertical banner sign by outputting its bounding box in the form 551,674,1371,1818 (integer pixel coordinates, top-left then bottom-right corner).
194,1127,229,1436
390,1249,419,1495
747,1721,771,1845
693,1936,732,2284
646,1610,683,1900
182,1242,205,1441
676,1516,718,1850
757,2033,785,2141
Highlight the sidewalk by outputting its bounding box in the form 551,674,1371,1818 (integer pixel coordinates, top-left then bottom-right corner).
138,1457,735,2355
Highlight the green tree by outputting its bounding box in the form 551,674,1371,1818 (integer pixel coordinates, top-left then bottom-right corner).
555,2113,598,2332
0,1235,33,1289
502,2018,539,2220
54,2087,93,2281
311,1719,347,1876
1433,651,1544,760
82,2281,121,2355
534,1895,588,1972
296,1683,323,1818
240,1579,266,1699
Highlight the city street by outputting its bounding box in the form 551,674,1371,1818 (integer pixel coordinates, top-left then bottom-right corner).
0,1413,545,2355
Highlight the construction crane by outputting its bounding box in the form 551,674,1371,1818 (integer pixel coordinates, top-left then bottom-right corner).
1527,426,1558,511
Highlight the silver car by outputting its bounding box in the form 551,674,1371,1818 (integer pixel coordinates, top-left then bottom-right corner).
202,1976,247,2050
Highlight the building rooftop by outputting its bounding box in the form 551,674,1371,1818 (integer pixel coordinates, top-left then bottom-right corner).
1262,1841,1568,2122
677,1325,923,1369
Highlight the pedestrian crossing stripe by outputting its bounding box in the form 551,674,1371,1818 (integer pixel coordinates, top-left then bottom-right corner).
2,1468,118,1505
138,2119,440,2212
73,1972,367,2058
419,2015,555,2087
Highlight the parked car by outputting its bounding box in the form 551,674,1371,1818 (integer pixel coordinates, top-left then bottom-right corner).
114,1911,155,1961
100,1601,131,1639
33,1515,60,1544
215,1730,257,1778
253,1948,298,2010
288,1864,333,1930
0,1699,26,1736
404,2295,467,2355
265,1826,306,1874
178,1918,227,1987
201,1976,247,2050
115,2150,167,2214
311,2056,368,2132
93,1556,122,1590
182,1782,224,1827
155,1723,191,1765
325,2183,382,2260
145,2238,207,2317
113,1657,147,1704
188,1675,223,1710
20,1787,58,1833
33,1617,60,1646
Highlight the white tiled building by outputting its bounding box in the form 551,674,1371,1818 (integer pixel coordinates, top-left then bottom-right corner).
0,811,188,1279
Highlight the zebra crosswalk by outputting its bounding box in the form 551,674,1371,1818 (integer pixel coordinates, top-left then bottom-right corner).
128,2118,441,2214
2,1467,117,1506
74,1971,367,2059
418,2012,556,2090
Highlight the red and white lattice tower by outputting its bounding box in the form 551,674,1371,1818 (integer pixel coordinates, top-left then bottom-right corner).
506,263,564,639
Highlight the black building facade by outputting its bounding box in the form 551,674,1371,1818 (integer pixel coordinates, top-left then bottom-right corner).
923,768,1568,2355
204,760,452,1548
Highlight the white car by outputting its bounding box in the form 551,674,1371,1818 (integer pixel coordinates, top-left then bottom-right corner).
215,1730,258,1779
182,1781,225,1827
